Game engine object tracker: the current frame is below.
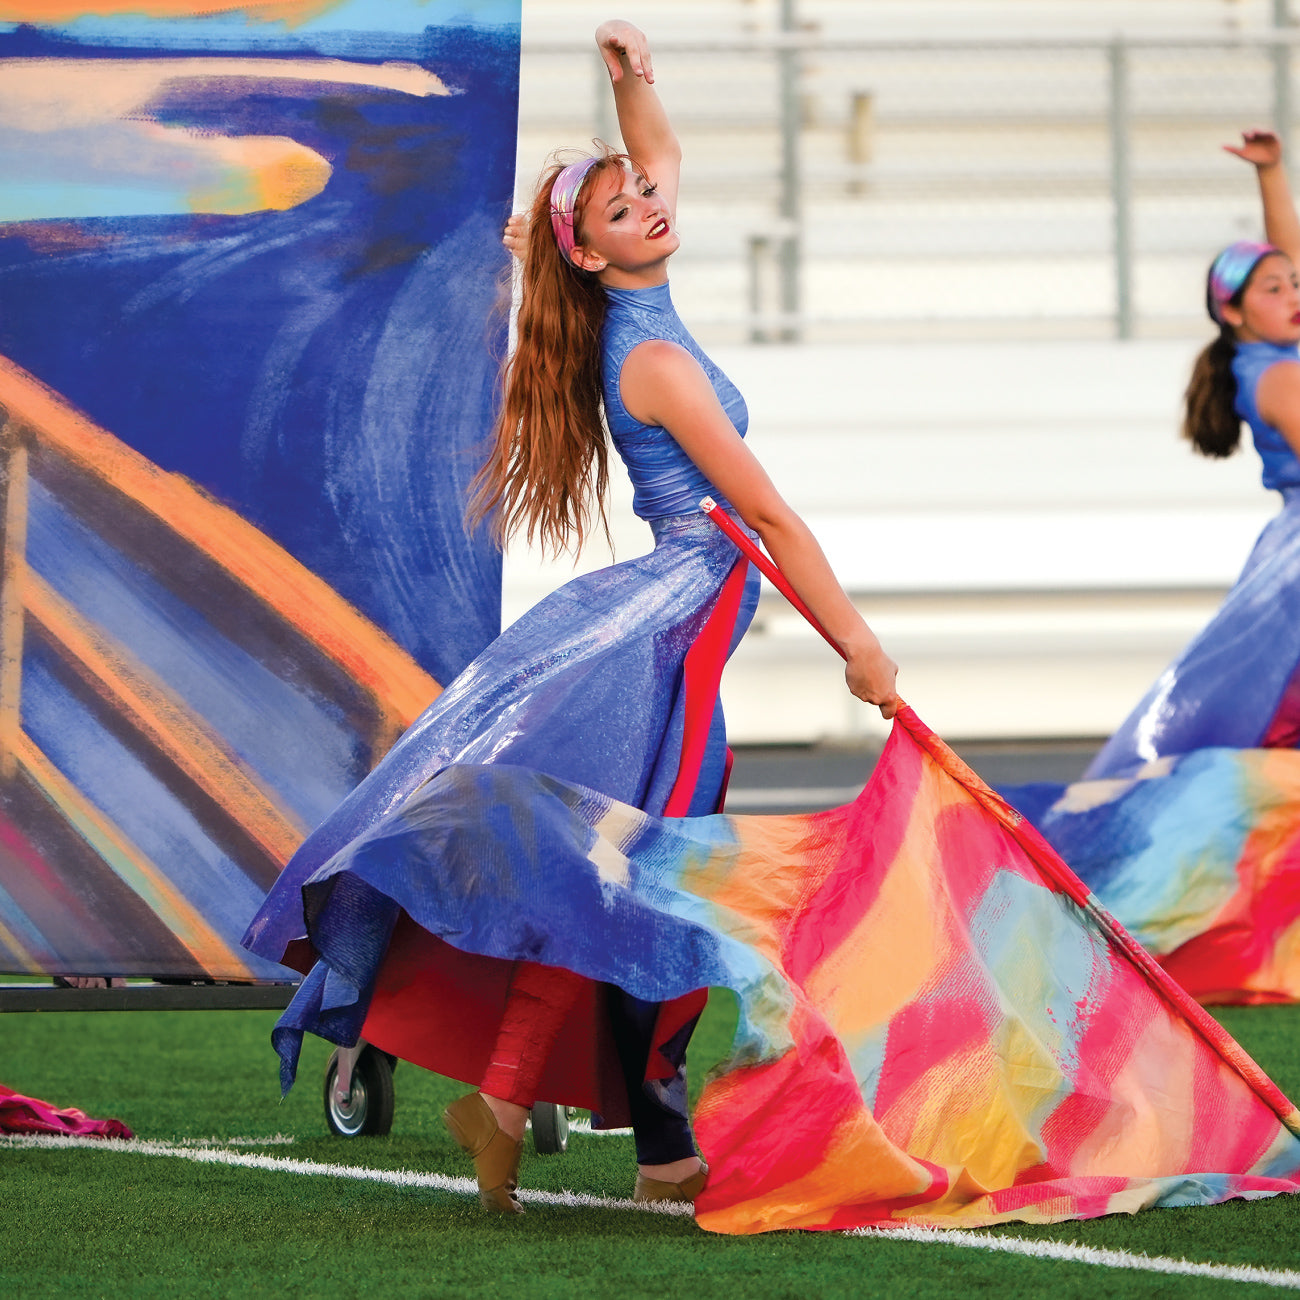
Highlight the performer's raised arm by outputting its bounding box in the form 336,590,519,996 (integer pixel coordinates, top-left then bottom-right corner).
1226,128,1300,265
596,19,682,213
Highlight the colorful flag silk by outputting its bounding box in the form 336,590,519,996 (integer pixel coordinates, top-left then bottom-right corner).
292,705,1300,1233
1005,746,1300,1006
995,493,1300,1006
691,709,1300,1232
686,499,1294,1216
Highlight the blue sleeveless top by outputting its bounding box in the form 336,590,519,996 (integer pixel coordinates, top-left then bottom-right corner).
1233,339,1300,491
600,282,746,520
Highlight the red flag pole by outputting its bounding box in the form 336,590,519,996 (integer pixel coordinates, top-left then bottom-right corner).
699,495,1300,1129
699,496,845,659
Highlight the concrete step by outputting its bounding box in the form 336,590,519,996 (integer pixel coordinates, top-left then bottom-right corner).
500,338,1274,743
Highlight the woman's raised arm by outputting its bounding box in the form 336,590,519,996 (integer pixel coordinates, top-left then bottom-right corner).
596,20,682,215
620,340,901,718
1226,129,1300,265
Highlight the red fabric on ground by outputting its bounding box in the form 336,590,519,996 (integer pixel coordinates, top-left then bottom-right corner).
0,1084,132,1139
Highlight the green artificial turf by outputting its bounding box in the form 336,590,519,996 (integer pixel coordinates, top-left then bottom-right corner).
3,995,1300,1299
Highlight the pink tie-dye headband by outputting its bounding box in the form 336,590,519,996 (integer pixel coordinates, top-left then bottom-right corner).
1207,240,1280,324
549,155,599,265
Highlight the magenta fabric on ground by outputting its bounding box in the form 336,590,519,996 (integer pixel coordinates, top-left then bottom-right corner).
0,1084,132,1139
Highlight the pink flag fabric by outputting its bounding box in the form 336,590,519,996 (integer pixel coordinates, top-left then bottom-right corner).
0,1084,132,1140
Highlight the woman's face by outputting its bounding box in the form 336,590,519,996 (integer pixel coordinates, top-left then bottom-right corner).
1229,253,1300,346
571,165,678,285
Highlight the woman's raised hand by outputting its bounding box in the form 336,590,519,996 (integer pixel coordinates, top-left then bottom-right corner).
844,636,902,720
596,19,654,84
1225,128,1284,169
1229,128,1300,261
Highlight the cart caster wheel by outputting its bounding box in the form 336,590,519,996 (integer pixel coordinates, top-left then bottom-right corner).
324,1045,396,1137
530,1102,573,1154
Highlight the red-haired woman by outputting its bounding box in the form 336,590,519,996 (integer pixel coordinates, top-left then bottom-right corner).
244,19,898,1215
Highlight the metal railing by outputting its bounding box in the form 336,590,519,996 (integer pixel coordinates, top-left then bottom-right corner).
520,8,1300,341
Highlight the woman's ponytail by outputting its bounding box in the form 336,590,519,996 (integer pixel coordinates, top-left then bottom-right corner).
1184,240,1282,458
1182,326,1242,458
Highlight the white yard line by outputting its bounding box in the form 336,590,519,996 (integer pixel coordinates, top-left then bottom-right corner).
170,1134,298,1147
852,1225,1300,1290
8,1132,1300,1285
565,1117,632,1136
0,1132,692,1214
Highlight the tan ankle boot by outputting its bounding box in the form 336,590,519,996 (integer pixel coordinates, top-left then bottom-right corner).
633,1162,708,1205
443,1092,525,1215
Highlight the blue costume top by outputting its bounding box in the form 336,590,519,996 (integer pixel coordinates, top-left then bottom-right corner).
1233,339,1300,492
601,282,743,519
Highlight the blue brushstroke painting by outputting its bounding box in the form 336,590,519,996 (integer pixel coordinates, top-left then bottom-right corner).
0,11,517,685
0,3,521,977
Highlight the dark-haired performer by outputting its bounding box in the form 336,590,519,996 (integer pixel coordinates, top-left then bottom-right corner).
1086,129,1300,777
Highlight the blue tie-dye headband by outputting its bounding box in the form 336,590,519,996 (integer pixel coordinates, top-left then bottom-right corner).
1207,240,1281,324
549,155,600,266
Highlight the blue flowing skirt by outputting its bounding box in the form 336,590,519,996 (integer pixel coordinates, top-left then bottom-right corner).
1004,493,1300,1002
1086,491,1300,778
242,511,759,1090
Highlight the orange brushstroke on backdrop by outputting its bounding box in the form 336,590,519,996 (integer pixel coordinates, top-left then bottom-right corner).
0,56,447,216
186,131,332,212
0,2,345,23
0,58,448,130
0,356,441,738
25,572,306,866
13,732,257,974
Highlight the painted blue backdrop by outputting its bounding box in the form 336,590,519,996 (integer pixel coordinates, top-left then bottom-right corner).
0,4,517,682
0,0,521,979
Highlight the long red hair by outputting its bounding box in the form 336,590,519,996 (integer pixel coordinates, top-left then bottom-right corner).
469,149,641,555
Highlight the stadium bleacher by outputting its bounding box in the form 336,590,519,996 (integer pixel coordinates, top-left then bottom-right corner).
505,1,1288,742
